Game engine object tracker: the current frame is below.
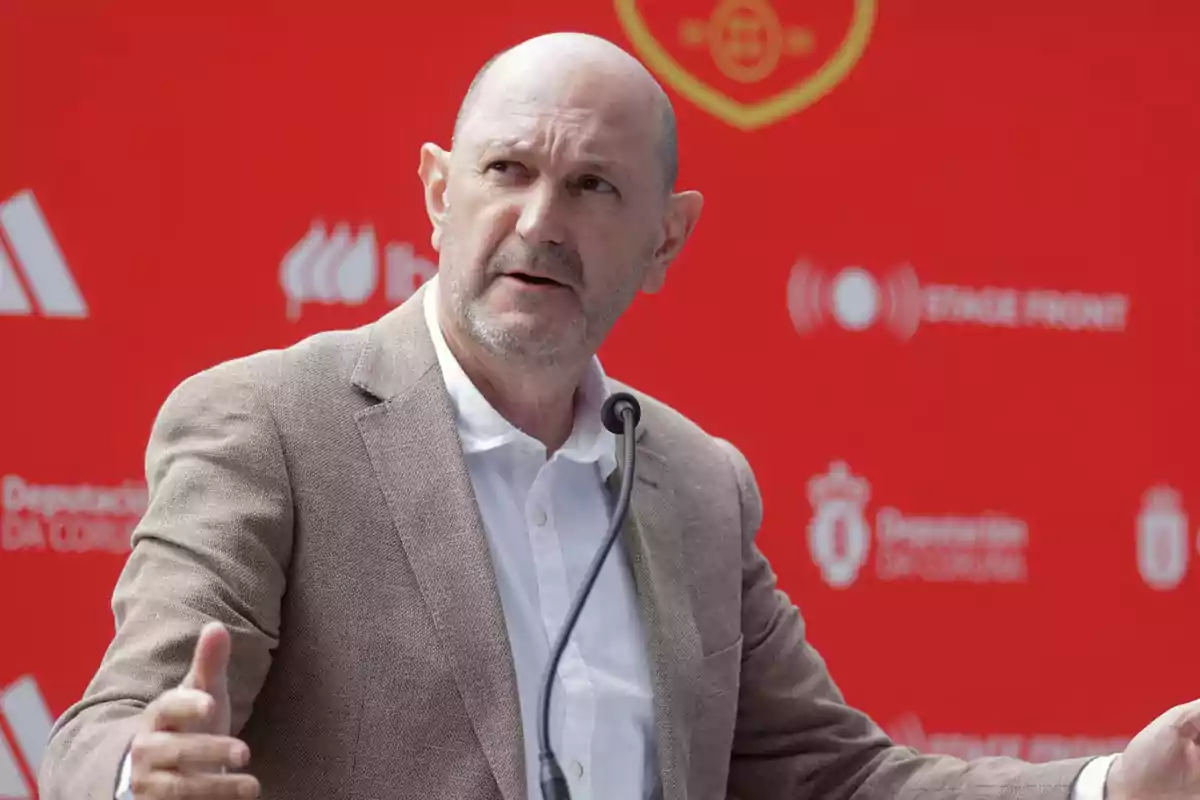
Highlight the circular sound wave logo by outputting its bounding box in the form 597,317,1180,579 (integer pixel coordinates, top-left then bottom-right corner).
787,261,921,339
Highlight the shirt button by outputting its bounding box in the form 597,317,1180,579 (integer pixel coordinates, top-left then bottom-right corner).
570,760,584,780
532,508,548,527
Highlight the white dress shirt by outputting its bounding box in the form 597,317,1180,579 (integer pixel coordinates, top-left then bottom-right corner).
423,276,658,800
115,277,1116,799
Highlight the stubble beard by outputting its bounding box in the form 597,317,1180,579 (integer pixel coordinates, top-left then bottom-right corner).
439,232,649,370
443,260,581,368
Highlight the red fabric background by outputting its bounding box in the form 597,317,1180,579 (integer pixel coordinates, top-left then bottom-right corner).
1,1,1197,794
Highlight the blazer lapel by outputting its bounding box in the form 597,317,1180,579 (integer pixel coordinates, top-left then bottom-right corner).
352,291,525,800
611,436,703,800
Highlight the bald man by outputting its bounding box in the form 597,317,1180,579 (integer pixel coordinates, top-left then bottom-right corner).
39,32,1200,800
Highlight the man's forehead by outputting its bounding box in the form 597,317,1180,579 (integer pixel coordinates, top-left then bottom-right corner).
462,92,657,161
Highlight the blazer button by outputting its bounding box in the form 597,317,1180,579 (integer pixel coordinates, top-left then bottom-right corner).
570,760,584,780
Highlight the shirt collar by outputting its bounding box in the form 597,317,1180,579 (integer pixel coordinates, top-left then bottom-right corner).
422,275,618,478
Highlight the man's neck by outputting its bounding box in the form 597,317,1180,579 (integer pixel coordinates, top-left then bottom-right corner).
439,317,586,454
466,360,581,453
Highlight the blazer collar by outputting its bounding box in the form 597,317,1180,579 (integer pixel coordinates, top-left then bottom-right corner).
349,283,439,403
609,436,702,800
352,288,526,800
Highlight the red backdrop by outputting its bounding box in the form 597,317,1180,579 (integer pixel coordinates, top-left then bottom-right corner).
2,1,1197,795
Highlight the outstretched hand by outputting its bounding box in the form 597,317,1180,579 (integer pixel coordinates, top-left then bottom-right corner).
127,621,259,798
1108,700,1200,800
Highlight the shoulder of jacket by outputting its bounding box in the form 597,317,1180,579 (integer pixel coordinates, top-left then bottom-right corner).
171,320,376,397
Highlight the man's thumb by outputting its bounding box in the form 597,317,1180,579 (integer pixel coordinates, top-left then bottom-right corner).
182,621,231,695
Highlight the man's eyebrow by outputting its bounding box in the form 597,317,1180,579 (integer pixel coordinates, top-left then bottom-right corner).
483,136,533,151
575,159,628,179
472,140,633,178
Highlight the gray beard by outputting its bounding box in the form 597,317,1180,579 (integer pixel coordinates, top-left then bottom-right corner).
437,230,648,368
445,268,584,368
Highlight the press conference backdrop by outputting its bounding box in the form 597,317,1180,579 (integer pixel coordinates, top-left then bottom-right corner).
1,1,1197,795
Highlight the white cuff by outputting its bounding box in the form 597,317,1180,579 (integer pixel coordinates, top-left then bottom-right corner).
115,750,133,799
1071,754,1117,800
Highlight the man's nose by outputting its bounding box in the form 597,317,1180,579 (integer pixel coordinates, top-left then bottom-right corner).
515,181,568,246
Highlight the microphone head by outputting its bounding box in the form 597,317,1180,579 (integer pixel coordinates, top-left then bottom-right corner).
601,391,642,434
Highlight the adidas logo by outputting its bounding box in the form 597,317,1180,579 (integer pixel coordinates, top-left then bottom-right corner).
279,220,437,321
0,676,53,799
0,190,88,319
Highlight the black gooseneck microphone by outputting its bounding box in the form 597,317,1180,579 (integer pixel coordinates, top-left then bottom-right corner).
537,391,642,800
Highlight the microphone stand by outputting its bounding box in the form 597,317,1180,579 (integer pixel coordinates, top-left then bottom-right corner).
536,392,642,800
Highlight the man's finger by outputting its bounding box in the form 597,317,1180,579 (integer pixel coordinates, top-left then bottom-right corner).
181,621,231,695
129,769,260,799
129,731,249,773
146,689,216,732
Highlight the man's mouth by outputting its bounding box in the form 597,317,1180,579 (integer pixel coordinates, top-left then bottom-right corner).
503,272,567,288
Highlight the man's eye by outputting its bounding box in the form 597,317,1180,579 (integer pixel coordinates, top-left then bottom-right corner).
576,175,615,194
487,160,524,175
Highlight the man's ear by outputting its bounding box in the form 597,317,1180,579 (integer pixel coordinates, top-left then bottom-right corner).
641,190,704,293
418,143,451,252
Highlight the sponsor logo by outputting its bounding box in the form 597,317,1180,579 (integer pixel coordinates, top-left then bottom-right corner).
1,475,146,554
886,713,1129,762
279,221,437,321
0,190,87,319
805,461,871,588
615,0,875,130
1136,485,1190,591
788,261,1130,340
806,462,1029,587
0,676,53,800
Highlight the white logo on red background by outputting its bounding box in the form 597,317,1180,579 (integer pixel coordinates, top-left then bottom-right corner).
806,462,871,588
787,261,1129,340
1136,486,1191,591
280,220,437,320
805,462,1030,587
0,676,53,800
0,190,87,319
1,475,146,555
885,713,1129,762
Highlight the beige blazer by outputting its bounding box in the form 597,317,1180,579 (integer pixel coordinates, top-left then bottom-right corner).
39,286,1091,799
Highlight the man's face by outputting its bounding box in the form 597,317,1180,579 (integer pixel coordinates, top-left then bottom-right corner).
425,69,674,365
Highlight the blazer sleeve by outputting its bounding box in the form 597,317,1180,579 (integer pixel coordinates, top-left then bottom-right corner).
38,358,294,800
715,439,1093,800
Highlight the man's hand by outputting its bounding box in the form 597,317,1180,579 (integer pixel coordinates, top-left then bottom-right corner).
127,622,260,799
1107,700,1200,800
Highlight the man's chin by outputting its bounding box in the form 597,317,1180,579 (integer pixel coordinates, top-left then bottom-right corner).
467,314,586,362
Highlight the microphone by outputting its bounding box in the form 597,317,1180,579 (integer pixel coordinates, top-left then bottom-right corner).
537,391,642,800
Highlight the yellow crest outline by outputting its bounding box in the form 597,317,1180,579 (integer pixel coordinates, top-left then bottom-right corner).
614,0,877,130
